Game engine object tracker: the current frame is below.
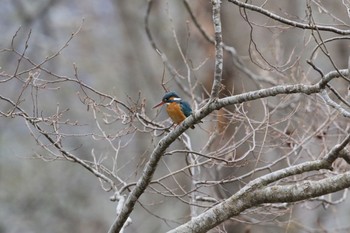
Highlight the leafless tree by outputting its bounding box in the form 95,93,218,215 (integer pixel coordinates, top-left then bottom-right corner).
2,0,350,233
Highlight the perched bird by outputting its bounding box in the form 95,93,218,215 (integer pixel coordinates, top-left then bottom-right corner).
153,91,195,129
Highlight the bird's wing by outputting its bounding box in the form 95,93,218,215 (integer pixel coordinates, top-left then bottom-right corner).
180,101,192,117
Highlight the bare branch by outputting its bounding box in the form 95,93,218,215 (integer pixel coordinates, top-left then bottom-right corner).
228,0,350,35
210,0,223,99
168,146,350,233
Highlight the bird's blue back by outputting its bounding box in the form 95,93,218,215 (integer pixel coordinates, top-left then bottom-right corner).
180,100,192,117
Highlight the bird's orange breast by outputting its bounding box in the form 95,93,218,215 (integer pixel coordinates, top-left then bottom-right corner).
166,102,186,124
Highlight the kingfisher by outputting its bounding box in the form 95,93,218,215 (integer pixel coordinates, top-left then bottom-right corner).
153,91,195,129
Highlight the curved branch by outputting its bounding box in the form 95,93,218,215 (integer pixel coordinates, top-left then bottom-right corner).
185,69,348,129
109,1,348,228
228,0,350,35
169,172,350,233
168,142,350,233
144,0,185,82
108,67,347,233
108,123,190,232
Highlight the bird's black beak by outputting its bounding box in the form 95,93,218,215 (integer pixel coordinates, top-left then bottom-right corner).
153,101,165,109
